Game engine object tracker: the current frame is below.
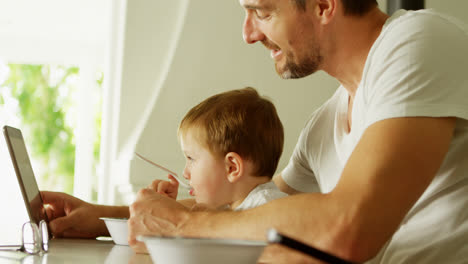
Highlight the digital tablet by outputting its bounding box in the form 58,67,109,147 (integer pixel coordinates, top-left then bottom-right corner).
3,125,49,225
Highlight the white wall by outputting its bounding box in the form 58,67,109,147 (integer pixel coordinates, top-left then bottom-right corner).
109,0,338,203
111,0,468,204
0,0,107,65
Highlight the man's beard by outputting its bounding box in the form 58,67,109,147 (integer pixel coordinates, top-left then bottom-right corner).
277,49,322,79
262,39,323,79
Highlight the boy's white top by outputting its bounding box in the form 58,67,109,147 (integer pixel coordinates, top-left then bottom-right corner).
234,181,287,211
282,9,468,263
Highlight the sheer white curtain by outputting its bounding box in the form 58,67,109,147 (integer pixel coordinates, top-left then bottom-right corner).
98,0,190,204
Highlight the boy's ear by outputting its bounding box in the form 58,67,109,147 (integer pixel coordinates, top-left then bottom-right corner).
224,152,243,183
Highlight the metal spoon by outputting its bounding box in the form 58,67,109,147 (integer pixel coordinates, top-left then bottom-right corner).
134,152,191,189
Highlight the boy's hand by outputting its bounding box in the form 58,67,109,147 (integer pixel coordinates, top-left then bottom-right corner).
147,174,179,199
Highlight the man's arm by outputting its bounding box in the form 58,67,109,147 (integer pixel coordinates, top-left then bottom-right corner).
273,173,302,195
130,117,456,262
178,198,197,208
42,191,129,238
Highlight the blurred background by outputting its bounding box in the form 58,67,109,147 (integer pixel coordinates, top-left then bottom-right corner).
0,0,466,244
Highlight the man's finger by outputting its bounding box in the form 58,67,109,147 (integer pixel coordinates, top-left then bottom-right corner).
61,229,98,239
128,216,149,254
136,188,155,200
44,205,64,220
49,214,78,236
41,191,65,207
128,234,149,254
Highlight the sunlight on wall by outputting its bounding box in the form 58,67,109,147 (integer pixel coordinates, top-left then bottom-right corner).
0,62,27,243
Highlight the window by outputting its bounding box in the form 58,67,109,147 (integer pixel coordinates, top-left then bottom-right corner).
0,62,102,198
0,0,110,204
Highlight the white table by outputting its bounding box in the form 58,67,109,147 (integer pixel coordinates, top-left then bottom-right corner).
0,238,153,264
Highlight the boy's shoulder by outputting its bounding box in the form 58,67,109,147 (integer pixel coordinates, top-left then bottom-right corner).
235,182,287,211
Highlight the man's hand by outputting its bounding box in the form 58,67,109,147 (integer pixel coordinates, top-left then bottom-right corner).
147,174,179,199
41,191,128,238
128,188,190,253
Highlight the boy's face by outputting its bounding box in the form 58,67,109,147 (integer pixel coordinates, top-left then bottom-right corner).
180,130,232,208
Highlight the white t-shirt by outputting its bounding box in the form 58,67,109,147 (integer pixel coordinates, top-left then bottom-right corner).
282,9,468,263
234,181,287,211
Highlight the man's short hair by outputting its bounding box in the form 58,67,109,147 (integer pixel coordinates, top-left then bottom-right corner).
178,87,284,177
293,0,378,16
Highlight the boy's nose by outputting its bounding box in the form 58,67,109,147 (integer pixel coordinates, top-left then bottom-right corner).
183,167,190,180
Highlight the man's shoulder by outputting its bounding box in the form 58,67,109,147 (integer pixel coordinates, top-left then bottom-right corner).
365,9,468,85
384,9,467,38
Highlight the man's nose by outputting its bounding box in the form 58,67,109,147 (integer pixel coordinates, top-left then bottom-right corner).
243,16,264,44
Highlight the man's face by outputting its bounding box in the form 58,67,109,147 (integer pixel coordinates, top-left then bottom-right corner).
240,0,323,79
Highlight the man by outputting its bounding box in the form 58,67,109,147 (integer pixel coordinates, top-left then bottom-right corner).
42,0,468,263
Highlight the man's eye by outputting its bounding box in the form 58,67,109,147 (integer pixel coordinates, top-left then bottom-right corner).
255,10,270,19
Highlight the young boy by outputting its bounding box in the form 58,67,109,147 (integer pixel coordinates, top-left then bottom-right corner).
150,87,287,210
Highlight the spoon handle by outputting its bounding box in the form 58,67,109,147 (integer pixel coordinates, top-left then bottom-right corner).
134,152,190,189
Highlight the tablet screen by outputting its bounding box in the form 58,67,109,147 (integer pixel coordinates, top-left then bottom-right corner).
3,126,48,225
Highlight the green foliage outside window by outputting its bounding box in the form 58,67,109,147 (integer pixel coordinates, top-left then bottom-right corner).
0,64,102,195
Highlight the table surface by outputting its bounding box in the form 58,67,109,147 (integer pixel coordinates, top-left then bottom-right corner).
0,238,153,264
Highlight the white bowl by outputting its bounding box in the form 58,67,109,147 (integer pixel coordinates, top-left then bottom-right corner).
100,217,129,246
138,236,266,264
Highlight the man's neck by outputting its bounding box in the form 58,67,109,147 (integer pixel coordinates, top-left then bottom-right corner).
323,7,389,97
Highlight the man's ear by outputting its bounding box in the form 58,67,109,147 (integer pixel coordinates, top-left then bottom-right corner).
314,0,337,24
224,152,244,183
